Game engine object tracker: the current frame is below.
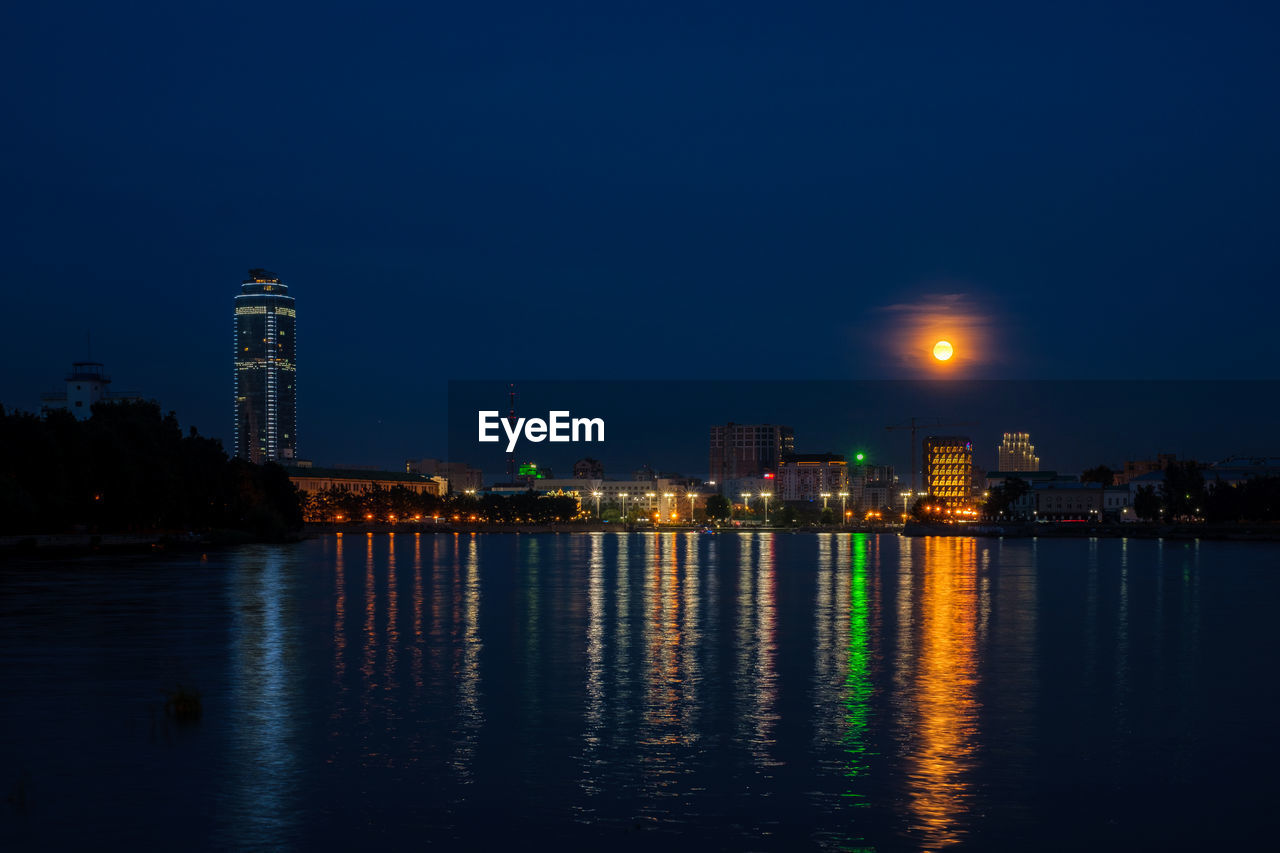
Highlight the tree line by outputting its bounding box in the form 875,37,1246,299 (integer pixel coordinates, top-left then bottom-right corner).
1132,460,1280,522
304,486,581,524
0,401,302,538
979,461,1280,523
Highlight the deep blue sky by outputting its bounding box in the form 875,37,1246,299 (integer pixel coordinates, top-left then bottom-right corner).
3,1,1277,468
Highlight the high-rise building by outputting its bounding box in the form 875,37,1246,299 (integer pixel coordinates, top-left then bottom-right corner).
923,435,973,507
234,269,297,464
709,422,795,487
997,432,1040,472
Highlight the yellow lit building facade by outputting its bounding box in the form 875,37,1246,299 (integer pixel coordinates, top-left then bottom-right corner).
923,436,973,508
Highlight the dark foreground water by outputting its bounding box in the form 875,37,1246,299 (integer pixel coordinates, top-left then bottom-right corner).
2,532,1278,850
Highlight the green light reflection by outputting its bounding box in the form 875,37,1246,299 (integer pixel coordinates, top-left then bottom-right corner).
842,533,872,798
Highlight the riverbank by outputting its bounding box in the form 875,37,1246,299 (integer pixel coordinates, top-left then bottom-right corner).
308,521,1280,541
902,521,1280,540
307,522,903,535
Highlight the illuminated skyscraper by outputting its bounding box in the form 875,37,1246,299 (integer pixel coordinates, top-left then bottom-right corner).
997,432,1039,472
923,436,973,507
233,269,296,463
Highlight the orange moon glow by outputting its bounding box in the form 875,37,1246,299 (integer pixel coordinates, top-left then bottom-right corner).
932,340,954,361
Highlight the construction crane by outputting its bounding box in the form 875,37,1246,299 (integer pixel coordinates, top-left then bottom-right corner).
885,417,979,502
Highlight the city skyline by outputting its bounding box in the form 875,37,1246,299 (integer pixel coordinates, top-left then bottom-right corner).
446,380,1280,488
4,1,1280,468
6,5,1280,849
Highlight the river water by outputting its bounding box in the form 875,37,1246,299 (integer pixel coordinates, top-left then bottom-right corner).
1,532,1276,850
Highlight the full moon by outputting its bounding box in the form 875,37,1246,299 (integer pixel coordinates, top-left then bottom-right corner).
933,340,954,361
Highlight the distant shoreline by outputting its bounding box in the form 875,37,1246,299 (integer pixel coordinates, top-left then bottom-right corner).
7,522,1277,559
304,521,1280,542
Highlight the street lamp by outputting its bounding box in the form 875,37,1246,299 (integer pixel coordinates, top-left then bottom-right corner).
592,491,602,519
687,491,697,525
646,492,656,515
838,491,849,525
619,492,629,521
820,492,831,511
741,492,751,518
760,492,771,525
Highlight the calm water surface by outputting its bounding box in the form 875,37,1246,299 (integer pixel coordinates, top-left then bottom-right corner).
2,532,1277,850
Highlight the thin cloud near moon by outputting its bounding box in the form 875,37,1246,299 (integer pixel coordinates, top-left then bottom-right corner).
875,292,1000,375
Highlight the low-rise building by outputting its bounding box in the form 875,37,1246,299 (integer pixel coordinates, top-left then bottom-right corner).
861,479,898,514
573,458,605,479
1034,482,1131,520
1115,454,1177,486
405,458,483,493
985,470,1074,490
776,453,848,502
41,361,142,419
288,466,446,497
1203,457,1280,487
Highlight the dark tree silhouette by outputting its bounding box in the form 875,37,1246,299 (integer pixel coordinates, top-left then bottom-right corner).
0,400,302,538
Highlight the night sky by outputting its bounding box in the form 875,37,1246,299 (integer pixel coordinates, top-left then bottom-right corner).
3,1,1278,470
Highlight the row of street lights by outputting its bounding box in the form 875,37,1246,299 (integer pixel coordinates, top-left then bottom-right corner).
739,492,773,524
588,490,856,526
819,491,851,519
535,488,867,527
590,490,700,523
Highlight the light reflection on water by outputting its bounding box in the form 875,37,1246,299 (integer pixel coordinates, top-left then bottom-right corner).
222,546,301,849
901,537,981,849
453,535,482,781
2,531,1270,851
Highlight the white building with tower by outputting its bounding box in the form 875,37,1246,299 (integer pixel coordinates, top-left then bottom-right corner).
40,361,141,419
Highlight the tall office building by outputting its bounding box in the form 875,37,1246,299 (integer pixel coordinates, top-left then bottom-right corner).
923,436,973,507
234,269,297,463
709,422,795,487
997,432,1040,472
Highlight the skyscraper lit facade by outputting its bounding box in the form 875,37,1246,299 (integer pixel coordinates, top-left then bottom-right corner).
234,269,296,464
997,432,1040,472
923,436,973,507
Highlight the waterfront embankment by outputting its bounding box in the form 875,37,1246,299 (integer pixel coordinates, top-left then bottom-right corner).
902,521,1280,540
